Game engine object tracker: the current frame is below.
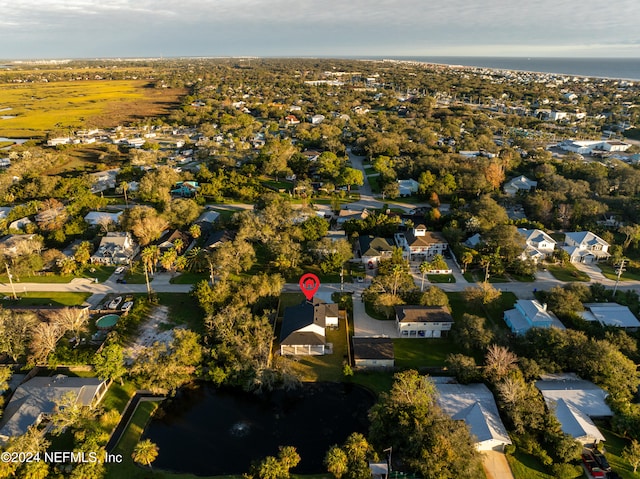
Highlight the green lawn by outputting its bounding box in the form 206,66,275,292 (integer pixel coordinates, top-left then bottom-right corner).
0,291,91,306
156,293,205,334
169,271,209,284
447,291,515,331
546,264,590,282
393,338,460,368
364,299,391,320
427,274,455,283
595,423,640,479
599,263,640,282
277,292,306,317
101,381,138,414
506,451,554,479
0,265,115,284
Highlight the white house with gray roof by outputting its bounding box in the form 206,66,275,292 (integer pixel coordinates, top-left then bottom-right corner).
433,379,512,451
535,374,612,444
503,175,537,196
580,303,640,331
563,231,610,264
518,228,556,263
0,375,108,443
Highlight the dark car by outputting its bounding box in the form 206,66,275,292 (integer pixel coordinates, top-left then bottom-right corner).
607,472,622,479
116,277,127,284
592,450,611,471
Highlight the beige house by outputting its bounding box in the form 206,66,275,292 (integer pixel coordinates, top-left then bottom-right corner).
395,305,454,338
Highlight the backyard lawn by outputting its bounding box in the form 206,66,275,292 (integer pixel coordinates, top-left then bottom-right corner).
506,451,554,479
393,338,462,368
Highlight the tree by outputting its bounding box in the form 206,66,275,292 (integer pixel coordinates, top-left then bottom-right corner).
338,167,364,192
369,370,482,479
419,286,449,307
451,313,493,353
189,223,202,240
463,283,500,305
132,439,159,471
163,198,201,228
419,261,430,292
250,446,301,479
125,206,170,246
29,321,64,365
484,344,518,383
373,293,404,319
138,166,179,207
93,343,126,384
446,354,481,384
623,439,640,473
53,307,89,342
325,445,348,479
0,310,38,362
50,390,95,435
460,250,474,273
73,241,92,265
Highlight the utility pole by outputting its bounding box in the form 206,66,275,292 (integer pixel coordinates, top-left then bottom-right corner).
613,258,626,296
4,263,18,300
340,266,344,292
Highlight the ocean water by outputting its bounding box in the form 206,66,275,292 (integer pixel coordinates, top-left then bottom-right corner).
369,56,640,81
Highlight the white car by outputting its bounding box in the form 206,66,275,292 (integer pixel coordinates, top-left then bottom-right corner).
108,296,122,310
114,266,125,274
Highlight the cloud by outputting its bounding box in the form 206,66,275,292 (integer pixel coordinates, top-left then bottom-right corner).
0,0,638,58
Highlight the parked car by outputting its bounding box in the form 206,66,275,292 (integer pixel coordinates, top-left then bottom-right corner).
116,277,127,284
115,266,125,274
592,450,611,471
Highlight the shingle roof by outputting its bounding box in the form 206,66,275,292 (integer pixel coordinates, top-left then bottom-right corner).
395,305,453,323
353,337,395,360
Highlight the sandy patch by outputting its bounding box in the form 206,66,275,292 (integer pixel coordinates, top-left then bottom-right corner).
124,305,184,363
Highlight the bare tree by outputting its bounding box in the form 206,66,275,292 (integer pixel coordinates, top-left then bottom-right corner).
29,322,65,365
52,307,89,342
484,344,518,383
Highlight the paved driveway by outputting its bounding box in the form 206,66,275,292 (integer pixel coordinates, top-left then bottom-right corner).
482,451,515,479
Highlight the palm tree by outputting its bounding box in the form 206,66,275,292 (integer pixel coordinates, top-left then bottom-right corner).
172,237,184,254
132,439,159,472
120,181,129,208
419,261,430,292
460,250,474,274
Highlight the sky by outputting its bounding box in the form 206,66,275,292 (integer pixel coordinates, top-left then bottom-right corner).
0,0,639,59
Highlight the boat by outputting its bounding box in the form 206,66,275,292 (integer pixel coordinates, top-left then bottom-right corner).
107,296,122,310
121,301,133,312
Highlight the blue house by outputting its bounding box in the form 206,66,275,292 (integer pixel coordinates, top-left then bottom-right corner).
504,300,565,335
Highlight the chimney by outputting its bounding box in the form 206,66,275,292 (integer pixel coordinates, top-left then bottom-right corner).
542,303,547,311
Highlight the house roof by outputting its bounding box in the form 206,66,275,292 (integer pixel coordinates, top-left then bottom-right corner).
358,236,394,257
517,228,555,246
435,381,511,447
565,231,609,248
395,305,453,323
84,211,123,225
280,299,330,346
535,375,612,418
504,175,537,191
203,230,235,250
0,376,107,442
580,303,640,329
535,374,611,442
352,337,395,361
195,210,220,224
504,300,565,333
404,230,447,248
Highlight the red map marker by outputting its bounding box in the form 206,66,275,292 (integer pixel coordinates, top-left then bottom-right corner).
299,273,320,301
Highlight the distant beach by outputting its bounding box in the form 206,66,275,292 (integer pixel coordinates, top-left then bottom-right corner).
361,56,640,81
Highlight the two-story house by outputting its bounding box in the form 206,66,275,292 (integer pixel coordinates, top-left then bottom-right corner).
394,305,454,338
504,299,565,335
562,231,610,263
394,225,448,260
90,232,138,265
280,299,339,355
518,228,556,263
357,236,394,268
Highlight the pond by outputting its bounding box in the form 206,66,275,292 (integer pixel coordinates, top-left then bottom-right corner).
142,382,375,475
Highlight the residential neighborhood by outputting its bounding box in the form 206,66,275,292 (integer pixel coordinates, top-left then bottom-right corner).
0,57,639,479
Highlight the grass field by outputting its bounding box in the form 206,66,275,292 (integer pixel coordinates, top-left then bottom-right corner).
599,263,640,282
0,80,184,138
0,291,91,306
546,263,591,282
393,338,461,368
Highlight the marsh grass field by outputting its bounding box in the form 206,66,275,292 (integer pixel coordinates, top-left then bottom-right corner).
0,79,185,138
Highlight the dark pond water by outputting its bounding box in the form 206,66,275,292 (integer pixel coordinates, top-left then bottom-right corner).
142,382,374,476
